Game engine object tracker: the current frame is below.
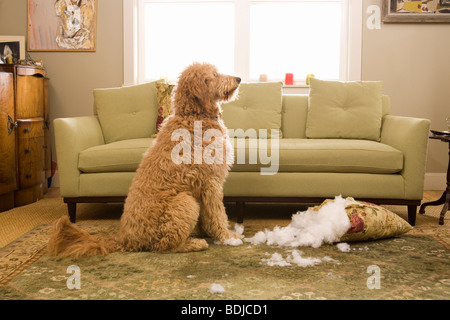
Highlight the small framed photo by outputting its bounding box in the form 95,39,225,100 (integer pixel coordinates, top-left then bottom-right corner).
0,36,25,64
382,0,450,23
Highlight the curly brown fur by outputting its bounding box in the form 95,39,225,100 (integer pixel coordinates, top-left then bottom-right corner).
48,62,241,257
47,216,119,258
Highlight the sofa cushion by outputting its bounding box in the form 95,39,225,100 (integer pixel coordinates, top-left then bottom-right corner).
281,94,392,139
94,82,158,144
222,82,283,138
79,138,403,175
78,138,154,173
306,78,383,141
231,138,403,174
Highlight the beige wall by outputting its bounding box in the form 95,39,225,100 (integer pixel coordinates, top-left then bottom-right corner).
363,0,449,180
0,0,123,118
0,0,448,184
0,0,123,172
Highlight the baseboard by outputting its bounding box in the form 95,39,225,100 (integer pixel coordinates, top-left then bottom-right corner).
424,173,446,190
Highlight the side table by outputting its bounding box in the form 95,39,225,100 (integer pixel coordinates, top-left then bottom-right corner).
419,132,450,225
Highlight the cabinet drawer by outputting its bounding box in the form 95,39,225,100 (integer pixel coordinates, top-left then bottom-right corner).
17,120,45,189
18,161,45,188
16,74,45,119
17,136,45,163
17,120,44,139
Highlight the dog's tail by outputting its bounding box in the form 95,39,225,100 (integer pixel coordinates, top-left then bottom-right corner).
47,216,121,258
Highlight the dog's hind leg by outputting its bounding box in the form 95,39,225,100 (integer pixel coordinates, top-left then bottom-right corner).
156,192,208,253
172,237,208,253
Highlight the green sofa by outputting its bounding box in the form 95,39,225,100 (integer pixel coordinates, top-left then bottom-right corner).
54,80,430,225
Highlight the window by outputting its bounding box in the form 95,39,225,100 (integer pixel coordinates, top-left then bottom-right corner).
124,0,362,87
250,2,343,81
142,2,235,80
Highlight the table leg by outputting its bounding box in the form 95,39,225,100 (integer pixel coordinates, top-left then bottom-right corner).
439,192,450,225
419,140,450,225
419,191,446,214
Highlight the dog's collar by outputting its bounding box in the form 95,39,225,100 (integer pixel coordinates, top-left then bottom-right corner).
183,113,221,121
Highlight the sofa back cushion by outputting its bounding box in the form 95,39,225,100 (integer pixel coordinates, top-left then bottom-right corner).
280,94,390,139
281,95,309,139
94,81,158,144
305,78,383,141
222,82,283,138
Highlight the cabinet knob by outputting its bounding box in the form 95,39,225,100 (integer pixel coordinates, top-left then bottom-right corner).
25,148,32,154
24,128,31,133
26,174,32,179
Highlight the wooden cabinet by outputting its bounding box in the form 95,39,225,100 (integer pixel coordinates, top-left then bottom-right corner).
0,65,50,211
0,67,17,211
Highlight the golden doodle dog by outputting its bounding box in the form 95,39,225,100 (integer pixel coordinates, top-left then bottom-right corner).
47,62,242,257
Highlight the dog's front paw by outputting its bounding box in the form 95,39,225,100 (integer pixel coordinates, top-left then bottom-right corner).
213,224,245,246
222,236,243,246
222,231,244,246
214,232,243,246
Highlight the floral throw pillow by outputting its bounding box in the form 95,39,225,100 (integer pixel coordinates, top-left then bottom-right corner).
152,80,174,137
313,197,412,242
340,197,413,242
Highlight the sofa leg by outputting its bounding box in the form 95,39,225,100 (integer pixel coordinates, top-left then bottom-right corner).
67,203,77,223
236,201,245,224
407,205,416,226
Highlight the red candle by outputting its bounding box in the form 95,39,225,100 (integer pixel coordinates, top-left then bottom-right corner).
285,73,294,85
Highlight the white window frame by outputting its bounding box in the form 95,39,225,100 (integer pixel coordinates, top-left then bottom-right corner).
123,0,362,90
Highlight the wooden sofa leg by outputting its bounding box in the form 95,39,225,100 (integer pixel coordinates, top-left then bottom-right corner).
67,203,77,223
407,205,417,226
236,201,245,224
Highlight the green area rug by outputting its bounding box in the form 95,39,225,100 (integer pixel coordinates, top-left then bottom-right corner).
1,224,449,300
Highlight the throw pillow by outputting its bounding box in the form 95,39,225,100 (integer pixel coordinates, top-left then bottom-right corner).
152,80,175,137
306,78,383,141
94,81,158,144
341,198,412,242
221,82,283,138
312,197,413,242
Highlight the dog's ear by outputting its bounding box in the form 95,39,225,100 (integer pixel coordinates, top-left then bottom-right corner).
174,68,207,115
187,72,210,109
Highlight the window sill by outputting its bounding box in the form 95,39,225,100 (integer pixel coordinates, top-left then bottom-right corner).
283,84,310,89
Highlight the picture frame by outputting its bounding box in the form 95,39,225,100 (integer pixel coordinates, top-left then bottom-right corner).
0,36,25,64
382,0,450,23
27,0,97,52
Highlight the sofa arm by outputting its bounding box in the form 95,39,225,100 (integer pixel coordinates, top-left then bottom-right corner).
380,115,431,200
54,116,105,197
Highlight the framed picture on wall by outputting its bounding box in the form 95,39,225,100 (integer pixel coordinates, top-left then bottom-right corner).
0,36,25,64
382,0,450,22
27,0,97,51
